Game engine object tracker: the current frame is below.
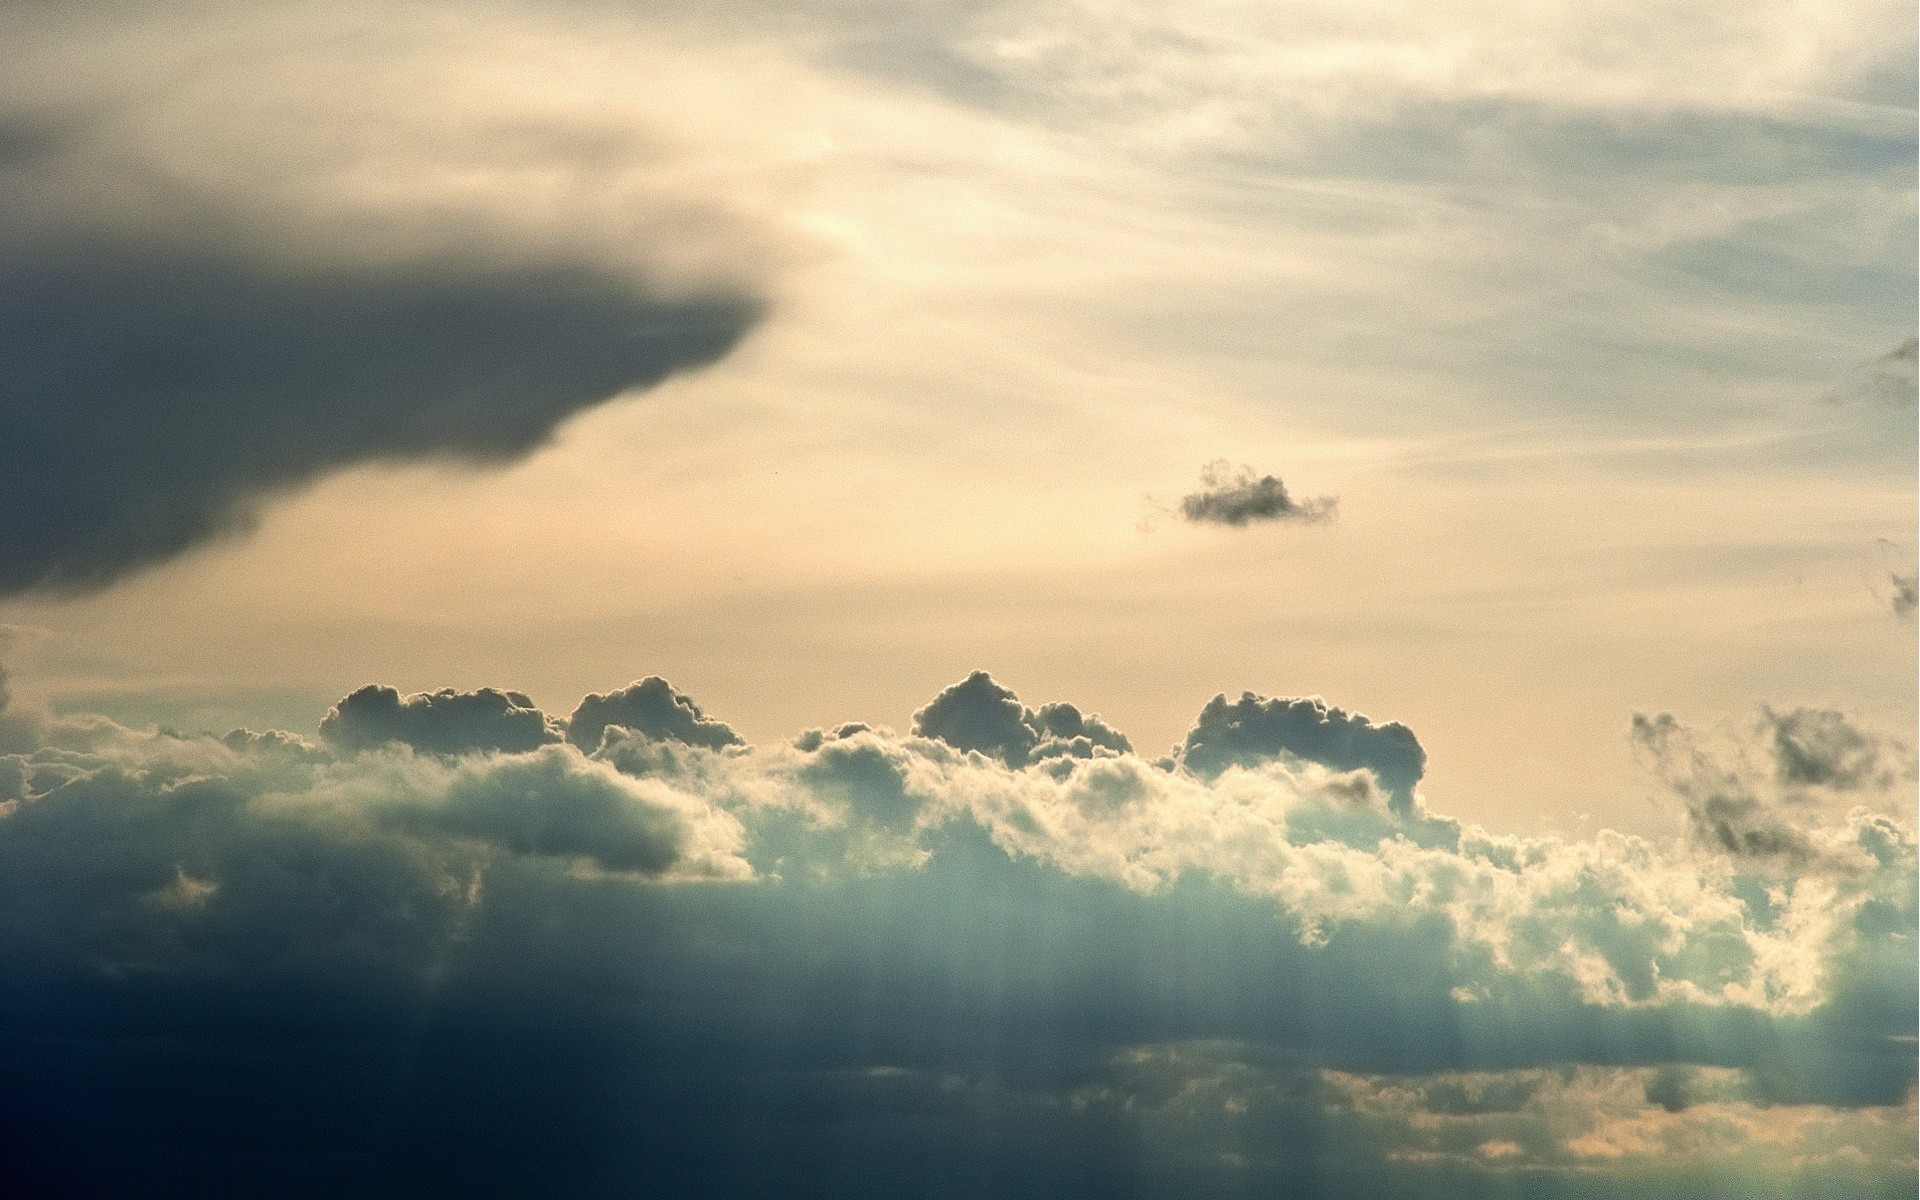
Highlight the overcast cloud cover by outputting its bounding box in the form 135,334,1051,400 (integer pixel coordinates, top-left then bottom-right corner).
0,0,1913,1196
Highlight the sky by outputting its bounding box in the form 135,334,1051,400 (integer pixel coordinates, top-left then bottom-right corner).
0,1,1915,1196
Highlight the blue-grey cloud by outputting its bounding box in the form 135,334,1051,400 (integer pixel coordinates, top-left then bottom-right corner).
1178,460,1336,528
912,670,1132,767
1891,572,1917,620
566,677,744,754
1763,706,1909,791
1179,692,1423,802
0,237,762,596
320,685,564,756
0,672,1911,1198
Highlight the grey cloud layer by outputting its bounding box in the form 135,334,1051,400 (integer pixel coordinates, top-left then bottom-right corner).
0,236,762,596
0,15,773,599
0,669,1911,1197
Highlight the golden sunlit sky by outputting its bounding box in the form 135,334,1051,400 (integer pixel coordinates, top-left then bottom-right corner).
3,0,1913,837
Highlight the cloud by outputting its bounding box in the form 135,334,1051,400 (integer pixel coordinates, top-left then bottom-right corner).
566,677,744,754
1631,708,1914,871
1890,573,1917,620
0,670,1911,1196
1764,706,1908,791
378,743,748,877
0,9,783,600
1178,692,1425,810
0,238,762,597
1178,460,1336,527
319,685,564,756
1827,337,1920,410
912,670,1131,767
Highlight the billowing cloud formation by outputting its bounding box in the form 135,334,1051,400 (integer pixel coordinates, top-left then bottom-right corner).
0,670,1912,1198
912,670,1132,767
566,677,744,753
0,239,762,596
320,685,564,756
1179,460,1336,527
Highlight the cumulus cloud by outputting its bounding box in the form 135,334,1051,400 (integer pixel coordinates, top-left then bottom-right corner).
566,677,744,754
912,670,1131,767
1179,692,1425,809
320,685,564,756
1177,460,1336,527
376,744,748,877
0,667,1911,1197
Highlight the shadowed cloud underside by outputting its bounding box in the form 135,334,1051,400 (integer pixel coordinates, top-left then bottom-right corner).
0,243,763,595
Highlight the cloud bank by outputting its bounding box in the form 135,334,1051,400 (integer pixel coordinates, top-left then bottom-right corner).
0,669,1910,1198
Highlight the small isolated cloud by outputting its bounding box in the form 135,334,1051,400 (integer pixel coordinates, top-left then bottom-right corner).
1826,337,1920,409
1178,460,1336,527
1889,573,1916,620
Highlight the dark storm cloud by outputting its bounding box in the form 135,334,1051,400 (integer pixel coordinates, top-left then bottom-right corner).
0,673,1911,1199
319,685,564,756
0,239,763,596
565,676,744,753
911,670,1131,767
1178,460,1335,527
